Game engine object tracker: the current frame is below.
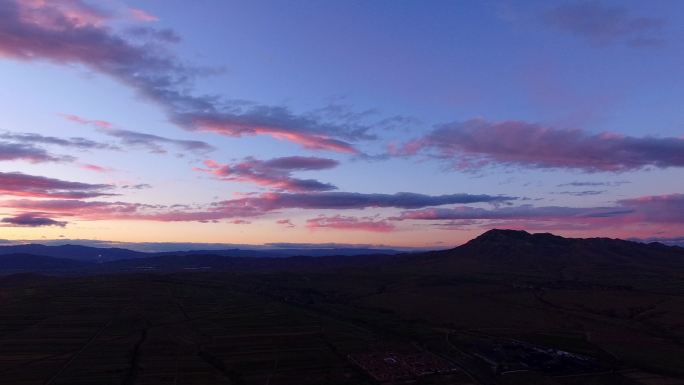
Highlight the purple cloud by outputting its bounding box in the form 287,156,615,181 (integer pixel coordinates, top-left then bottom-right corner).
553,190,605,196
557,181,630,187
0,131,115,151
1,213,66,227
0,171,114,199
100,127,215,155
0,191,515,223
399,119,684,172
394,194,684,232
394,205,631,221
234,191,515,211
0,141,70,163
262,156,339,170
545,2,665,47
306,215,395,232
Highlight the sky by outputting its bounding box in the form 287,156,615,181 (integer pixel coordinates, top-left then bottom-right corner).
0,0,683,248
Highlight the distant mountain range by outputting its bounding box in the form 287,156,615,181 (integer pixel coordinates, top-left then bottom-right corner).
1,229,683,276
0,244,146,262
0,253,90,271
0,242,404,264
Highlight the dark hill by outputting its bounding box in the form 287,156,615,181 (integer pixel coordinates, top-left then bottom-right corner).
405,229,684,286
459,229,684,266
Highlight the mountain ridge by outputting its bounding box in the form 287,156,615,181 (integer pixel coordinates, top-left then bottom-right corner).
2,229,683,275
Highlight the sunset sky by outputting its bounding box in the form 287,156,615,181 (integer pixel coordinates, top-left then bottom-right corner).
1,0,683,249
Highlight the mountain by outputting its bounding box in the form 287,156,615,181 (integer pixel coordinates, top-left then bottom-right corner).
402,229,684,289
0,243,403,263
3,230,683,278
458,229,684,268
0,253,90,271
0,244,146,262
75,229,684,278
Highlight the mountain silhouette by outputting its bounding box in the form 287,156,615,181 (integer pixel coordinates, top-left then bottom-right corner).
2,229,682,278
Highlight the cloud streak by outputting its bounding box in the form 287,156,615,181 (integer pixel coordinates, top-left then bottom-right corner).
0,191,515,223
63,114,215,155
232,191,515,211
100,127,215,155
307,215,395,232
1,130,115,150
394,205,631,221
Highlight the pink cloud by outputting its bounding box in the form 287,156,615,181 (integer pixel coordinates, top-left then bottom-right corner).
276,219,295,228
62,114,112,128
400,119,684,172
0,198,254,223
175,111,360,153
80,163,112,173
306,215,396,232
17,0,111,29
617,194,684,224
129,8,157,22
197,156,338,192
0,2,377,153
